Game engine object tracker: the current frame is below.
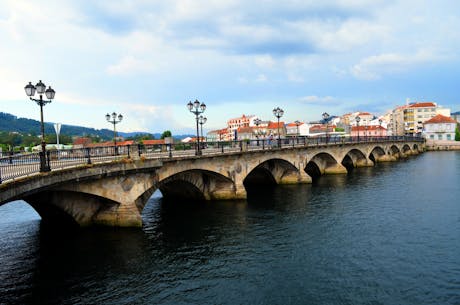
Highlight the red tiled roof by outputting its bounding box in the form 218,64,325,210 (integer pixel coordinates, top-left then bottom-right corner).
116,140,134,146
287,122,304,127
352,126,386,131
237,126,253,133
409,102,436,108
184,137,205,143
424,114,457,124
142,139,165,145
267,121,284,129
358,112,372,115
73,137,92,145
86,140,134,147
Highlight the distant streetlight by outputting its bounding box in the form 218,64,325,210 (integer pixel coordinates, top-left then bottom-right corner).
355,115,361,142
273,107,284,148
106,112,123,147
322,112,330,144
24,80,56,172
198,115,207,148
187,99,206,156
379,118,383,137
254,118,262,145
294,120,301,144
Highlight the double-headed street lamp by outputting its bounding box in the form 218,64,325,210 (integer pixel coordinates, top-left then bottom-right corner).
294,120,301,144
322,112,330,144
273,107,284,148
198,115,207,148
254,118,262,145
106,112,123,147
379,118,383,137
355,115,361,142
187,99,206,155
24,80,56,172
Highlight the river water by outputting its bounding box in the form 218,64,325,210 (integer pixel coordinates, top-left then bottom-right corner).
0,151,459,305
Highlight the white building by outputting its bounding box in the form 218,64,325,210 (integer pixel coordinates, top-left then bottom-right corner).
423,114,457,141
349,112,374,126
285,122,311,137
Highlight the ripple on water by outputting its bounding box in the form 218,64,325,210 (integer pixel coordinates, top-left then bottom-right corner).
0,152,460,305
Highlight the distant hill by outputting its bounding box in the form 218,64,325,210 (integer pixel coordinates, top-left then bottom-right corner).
0,112,153,140
0,112,191,140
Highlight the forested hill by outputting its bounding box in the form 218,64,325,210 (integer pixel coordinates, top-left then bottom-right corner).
0,112,149,139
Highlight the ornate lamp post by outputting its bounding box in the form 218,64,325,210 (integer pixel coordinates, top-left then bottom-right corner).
322,112,330,144
379,119,383,137
294,120,301,144
187,99,206,155
365,125,369,141
106,112,123,147
355,115,361,142
273,107,284,148
254,118,262,146
24,80,55,172
198,115,207,149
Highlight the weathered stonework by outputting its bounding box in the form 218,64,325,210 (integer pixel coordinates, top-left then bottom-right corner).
0,140,425,227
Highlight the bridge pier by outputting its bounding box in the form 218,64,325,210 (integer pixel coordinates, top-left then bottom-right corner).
35,172,158,227
355,158,374,167
324,163,348,174
278,170,312,184
376,154,398,162
25,191,142,227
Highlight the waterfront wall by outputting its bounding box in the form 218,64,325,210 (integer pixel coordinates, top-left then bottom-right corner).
425,140,460,151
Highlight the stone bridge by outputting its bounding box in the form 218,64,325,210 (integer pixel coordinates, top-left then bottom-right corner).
0,140,424,228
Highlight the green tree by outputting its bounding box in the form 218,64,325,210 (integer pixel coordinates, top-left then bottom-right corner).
161,130,172,139
455,124,460,141
126,133,154,142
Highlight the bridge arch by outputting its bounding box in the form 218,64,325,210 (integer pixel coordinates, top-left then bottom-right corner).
401,144,412,156
389,145,400,156
23,190,120,227
369,146,386,163
244,158,300,187
305,152,346,179
341,149,368,171
158,169,235,201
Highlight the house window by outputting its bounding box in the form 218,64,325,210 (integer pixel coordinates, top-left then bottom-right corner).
430,135,435,139
447,134,452,140
438,134,443,140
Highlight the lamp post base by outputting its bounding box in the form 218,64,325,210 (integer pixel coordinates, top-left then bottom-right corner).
39,151,51,172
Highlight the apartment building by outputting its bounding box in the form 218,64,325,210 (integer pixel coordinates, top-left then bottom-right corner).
227,114,256,140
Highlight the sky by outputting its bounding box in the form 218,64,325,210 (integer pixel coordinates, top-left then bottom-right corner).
1,0,460,134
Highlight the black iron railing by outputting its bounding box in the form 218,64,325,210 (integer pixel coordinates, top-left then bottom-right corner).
0,136,424,184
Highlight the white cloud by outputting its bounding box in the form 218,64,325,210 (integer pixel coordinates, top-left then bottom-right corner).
254,55,276,69
256,74,268,82
350,49,448,80
1,0,460,133
106,56,154,76
300,95,337,104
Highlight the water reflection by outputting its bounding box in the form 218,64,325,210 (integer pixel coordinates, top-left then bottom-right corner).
0,152,459,305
